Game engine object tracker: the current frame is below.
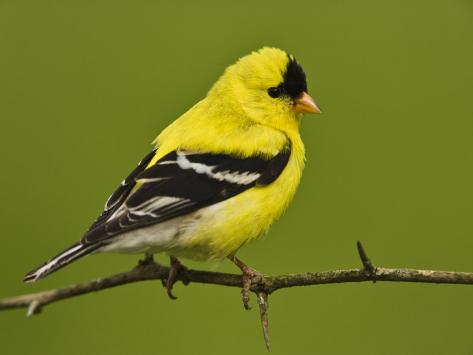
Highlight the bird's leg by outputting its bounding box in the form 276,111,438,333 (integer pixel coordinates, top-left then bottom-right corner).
163,256,188,300
228,255,263,310
138,252,155,267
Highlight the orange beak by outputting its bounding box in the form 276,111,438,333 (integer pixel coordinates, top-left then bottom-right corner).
293,92,321,114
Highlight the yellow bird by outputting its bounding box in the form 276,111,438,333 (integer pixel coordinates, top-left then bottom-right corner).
24,47,320,308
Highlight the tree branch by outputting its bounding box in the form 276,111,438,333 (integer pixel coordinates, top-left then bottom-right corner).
2,242,473,348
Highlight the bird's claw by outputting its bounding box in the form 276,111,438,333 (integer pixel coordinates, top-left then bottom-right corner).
138,253,156,268
166,280,178,300
228,255,263,310
163,256,188,300
241,267,263,310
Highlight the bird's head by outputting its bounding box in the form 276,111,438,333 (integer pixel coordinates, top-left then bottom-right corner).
208,47,321,130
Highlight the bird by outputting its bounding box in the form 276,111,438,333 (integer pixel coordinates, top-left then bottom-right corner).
23,47,321,309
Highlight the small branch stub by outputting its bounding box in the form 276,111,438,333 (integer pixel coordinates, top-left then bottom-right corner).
27,300,42,317
356,241,376,274
256,292,270,351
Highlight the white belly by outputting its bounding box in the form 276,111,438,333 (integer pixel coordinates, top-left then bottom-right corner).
98,214,195,255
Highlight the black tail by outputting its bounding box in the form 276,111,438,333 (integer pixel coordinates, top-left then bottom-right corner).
23,242,100,282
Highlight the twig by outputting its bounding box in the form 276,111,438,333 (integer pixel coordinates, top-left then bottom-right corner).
356,241,376,273
1,242,473,349
256,292,270,351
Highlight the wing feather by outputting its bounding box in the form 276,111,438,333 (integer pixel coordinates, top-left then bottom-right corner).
81,145,291,245
86,149,157,233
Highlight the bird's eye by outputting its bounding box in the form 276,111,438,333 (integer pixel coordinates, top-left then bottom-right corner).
267,86,282,98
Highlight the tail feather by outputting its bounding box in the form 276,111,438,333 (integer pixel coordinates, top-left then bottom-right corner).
23,242,101,282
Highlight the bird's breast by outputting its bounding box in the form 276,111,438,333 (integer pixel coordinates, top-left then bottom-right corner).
170,142,305,260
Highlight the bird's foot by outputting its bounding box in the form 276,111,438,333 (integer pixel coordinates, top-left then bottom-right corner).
228,255,264,310
138,253,156,267
162,256,188,300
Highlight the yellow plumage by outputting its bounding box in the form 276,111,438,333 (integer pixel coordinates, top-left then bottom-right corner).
24,47,320,301
149,48,307,260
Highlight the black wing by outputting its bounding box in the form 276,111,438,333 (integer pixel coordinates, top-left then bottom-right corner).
81,145,291,245
85,149,157,234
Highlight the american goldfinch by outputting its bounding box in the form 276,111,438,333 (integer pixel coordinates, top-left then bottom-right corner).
24,47,320,308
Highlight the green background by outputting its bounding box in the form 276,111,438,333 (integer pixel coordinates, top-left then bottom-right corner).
1,1,472,354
